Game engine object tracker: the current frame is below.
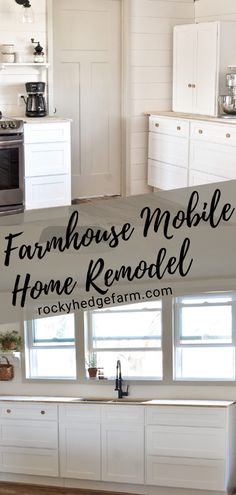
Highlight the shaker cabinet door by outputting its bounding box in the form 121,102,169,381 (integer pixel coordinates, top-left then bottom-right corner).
59,422,101,480
173,24,196,113
102,423,144,484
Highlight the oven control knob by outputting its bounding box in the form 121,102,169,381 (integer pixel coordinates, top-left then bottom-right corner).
1,123,8,129
9,122,17,129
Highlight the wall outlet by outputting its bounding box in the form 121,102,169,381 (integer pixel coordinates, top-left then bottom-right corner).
17,93,26,106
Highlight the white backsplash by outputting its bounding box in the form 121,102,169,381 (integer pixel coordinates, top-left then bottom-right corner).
0,0,47,117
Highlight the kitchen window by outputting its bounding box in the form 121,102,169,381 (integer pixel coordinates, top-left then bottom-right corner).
25,313,76,380
174,293,235,381
85,301,162,379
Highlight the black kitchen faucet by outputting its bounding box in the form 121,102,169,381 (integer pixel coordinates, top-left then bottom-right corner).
114,359,129,399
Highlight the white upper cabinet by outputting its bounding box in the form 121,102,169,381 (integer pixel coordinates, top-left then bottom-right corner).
173,21,236,116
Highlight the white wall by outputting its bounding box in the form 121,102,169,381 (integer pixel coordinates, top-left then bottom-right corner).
195,0,236,21
129,0,194,195
0,0,47,117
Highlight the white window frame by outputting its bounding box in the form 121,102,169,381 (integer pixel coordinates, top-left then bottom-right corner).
173,292,236,382
24,314,77,380
86,302,163,380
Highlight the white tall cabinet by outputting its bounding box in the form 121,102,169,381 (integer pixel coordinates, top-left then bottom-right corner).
173,22,236,116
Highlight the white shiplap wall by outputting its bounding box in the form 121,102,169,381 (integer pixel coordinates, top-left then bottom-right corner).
195,0,236,21
129,0,194,196
0,0,47,117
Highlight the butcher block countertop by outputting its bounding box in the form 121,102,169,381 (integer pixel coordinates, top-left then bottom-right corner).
146,110,236,125
0,396,234,407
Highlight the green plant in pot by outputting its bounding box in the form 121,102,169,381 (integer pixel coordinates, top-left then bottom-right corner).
0,330,22,352
87,352,98,378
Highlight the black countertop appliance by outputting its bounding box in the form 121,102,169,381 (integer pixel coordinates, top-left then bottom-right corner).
25,81,47,117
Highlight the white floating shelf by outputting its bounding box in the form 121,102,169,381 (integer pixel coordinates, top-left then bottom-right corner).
0,62,49,71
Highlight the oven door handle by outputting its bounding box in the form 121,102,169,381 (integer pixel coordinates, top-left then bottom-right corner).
0,139,23,146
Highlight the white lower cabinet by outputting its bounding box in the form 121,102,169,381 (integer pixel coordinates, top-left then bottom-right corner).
145,405,236,493
0,403,58,477
0,401,235,494
24,121,71,210
101,424,144,484
101,406,145,484
59,405,101,480
148,115,236,189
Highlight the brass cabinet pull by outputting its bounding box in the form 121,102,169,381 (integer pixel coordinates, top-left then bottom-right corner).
198,129,203,134
188,83,192,88
41,410,46,415
6,409,11,414
177,126,181,130
226,133,231,138
155,123,159,128
192,84,196,88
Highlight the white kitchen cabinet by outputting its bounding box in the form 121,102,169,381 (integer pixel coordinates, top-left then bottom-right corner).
0,403,58,477
59,405,101,480
148,116,189,190
24,121,71,210
173,22,236,116
148,114,236,189
101,406,145,484
189,121,236,186
145,404,236,492
102,405,144,484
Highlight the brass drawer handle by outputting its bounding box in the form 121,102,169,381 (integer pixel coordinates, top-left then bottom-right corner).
155,123,159,128
198,129,203,134
177,126,181,131
226,133,231,138
6,409,11,414
41,410,46,415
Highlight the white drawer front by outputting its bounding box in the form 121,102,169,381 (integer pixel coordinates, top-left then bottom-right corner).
189,170,228,186
0,403,57,421
146,406,226,428
24,142,71,177
148,133,188,167
25,175,71,210
0,420,58,449
24,122,70,144
59,404,101,423
148,159,188,190
190,121,236,145
146,456,225,490
149,117,189,138
146,425,225,459
101,405,144,424
190,141,236,179
0,447,58,477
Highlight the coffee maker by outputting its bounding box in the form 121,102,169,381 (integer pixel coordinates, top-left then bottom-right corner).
25,82,47,117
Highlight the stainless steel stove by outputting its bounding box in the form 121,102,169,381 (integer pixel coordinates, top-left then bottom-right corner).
0,117,24,215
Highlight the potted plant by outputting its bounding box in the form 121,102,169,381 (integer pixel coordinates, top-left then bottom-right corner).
0,330,22,352
87,352,98,378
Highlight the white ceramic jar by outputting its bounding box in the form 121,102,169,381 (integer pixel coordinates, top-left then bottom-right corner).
1,44,14,54
2,53,15,63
